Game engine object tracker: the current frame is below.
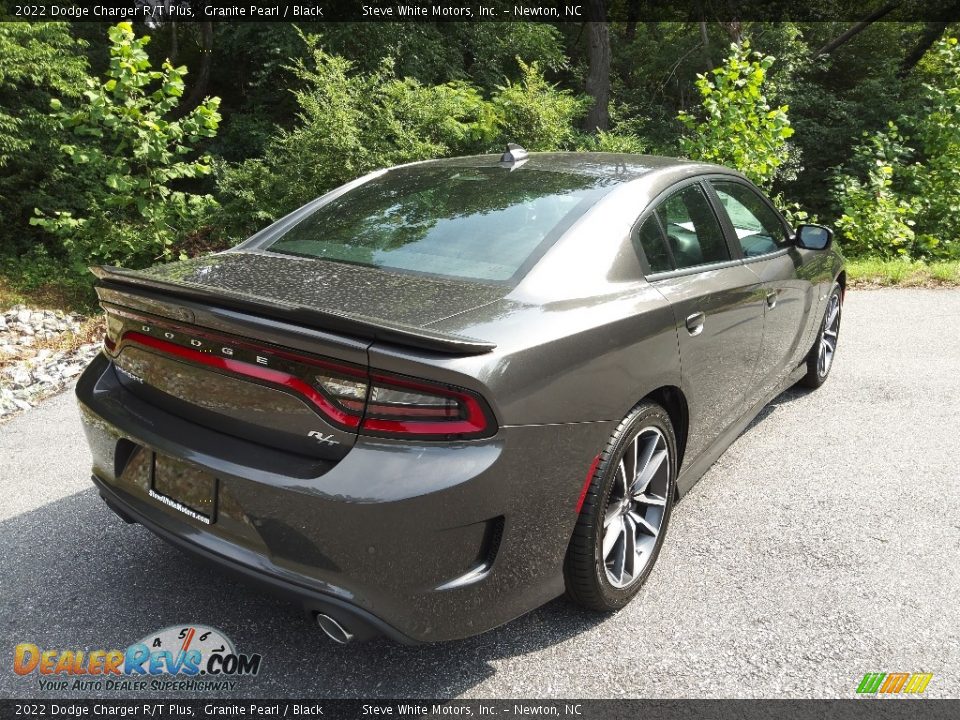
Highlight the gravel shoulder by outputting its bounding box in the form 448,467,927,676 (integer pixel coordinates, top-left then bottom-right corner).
0,288,958,699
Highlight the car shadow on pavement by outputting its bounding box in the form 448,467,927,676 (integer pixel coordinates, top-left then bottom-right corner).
742,387,806,434
0,487,606,699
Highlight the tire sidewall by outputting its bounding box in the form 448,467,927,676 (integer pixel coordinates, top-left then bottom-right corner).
806,282,843,387
590,404,678,609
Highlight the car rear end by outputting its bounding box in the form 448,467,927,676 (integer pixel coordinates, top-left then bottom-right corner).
76,154,644,642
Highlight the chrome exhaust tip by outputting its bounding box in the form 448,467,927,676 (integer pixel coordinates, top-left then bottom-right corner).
316,613,354,645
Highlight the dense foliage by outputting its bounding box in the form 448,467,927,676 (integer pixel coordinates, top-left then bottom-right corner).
2,19,960,295
30,23,220,276
678,42,794,190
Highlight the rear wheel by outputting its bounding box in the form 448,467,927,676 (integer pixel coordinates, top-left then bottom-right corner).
564,402,677,611
801,282,842,389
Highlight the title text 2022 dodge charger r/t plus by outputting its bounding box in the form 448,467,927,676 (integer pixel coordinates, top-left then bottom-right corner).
77,149,844,644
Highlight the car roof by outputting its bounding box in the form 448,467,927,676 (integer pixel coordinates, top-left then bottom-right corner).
397,151,710,183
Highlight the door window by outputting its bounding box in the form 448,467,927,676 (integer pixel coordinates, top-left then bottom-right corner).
711,181,789,257
634,216,674,273
655,184,730,270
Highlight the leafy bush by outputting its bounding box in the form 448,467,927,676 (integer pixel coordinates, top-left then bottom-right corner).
831,39,960,260
678,41,794,189
902,37,960,258
31,23,221,277
0,23,89,265
490,59,587,151
834,126,918,258
577,130,647,154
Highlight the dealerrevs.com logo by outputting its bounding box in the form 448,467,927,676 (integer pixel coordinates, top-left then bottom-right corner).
14,625,262,692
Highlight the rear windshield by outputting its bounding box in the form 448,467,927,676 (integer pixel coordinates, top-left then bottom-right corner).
265,165,610,283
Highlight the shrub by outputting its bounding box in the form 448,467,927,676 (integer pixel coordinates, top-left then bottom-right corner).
677,41,794,190
490,59,587,151
31,23,221,277
903,37,960,258
577,130,647,154
0,23,89,265
833,126,918,258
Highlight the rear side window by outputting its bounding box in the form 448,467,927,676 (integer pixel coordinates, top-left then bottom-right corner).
656,184,730,269
711,181,789,257
634,216,674,274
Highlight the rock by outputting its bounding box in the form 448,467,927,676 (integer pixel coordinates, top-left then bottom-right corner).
19,324,34,336
10,369,32,388
16,309,31,324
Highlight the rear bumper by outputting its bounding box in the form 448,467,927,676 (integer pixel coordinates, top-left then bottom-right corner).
91,472,414,643
77,352,616,642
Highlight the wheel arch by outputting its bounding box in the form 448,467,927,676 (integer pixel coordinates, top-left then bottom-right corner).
642,385,689,493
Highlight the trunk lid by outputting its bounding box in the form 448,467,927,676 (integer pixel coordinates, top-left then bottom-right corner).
95,252,500,461
107,251,506,346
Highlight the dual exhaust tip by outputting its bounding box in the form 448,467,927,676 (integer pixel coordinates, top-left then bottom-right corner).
316,613,354,645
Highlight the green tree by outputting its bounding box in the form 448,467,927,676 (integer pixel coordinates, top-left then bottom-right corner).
904,37,960,258
32,22,221,276
677,41,795,189
0,23,89,272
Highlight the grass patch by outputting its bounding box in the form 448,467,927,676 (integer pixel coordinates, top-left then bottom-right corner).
846,258,960,288
0,275,98,314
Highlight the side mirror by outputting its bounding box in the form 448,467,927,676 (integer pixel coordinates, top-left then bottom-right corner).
794,224,833,250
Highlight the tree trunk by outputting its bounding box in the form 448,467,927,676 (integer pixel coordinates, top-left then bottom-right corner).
811,3,899,58
173,21,213,119
164,0,178,62
624,0,640,41
583,0,610,132
699,21,713,71
898,21,950,77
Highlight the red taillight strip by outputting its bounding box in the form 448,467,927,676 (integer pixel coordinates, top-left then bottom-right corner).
105,305,367,379
360,373,490,436
118,332,361,428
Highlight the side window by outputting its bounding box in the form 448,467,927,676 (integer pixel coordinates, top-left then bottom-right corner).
634,216,674,274
711,181,789,257
657,184,730,269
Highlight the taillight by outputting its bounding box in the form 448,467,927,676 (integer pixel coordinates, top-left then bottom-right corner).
105,310,495,440
360,373,492,438
314,369,493,439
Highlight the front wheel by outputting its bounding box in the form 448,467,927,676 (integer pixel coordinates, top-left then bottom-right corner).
564,402,677,612
800,282,842,389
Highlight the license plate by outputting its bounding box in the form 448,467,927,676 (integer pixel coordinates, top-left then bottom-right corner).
149,454,217,524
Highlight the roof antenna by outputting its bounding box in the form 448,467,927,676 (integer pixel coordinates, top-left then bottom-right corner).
500,143,528,163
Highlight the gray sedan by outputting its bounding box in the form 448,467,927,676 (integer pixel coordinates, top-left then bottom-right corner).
77,148,844,644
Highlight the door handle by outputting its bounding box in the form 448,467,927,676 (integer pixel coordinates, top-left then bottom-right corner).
685,311,705,336
766,291,778,309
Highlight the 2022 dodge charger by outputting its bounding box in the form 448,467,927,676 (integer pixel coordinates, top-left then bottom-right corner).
77,149,844,644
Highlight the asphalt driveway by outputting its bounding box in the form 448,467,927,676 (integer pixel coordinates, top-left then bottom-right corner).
1,288,958,699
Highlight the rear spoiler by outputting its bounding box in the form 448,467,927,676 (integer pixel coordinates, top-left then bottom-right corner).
91,265,497,356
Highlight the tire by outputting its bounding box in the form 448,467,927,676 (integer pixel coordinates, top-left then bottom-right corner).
564,401,677,612
800,282,842,389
